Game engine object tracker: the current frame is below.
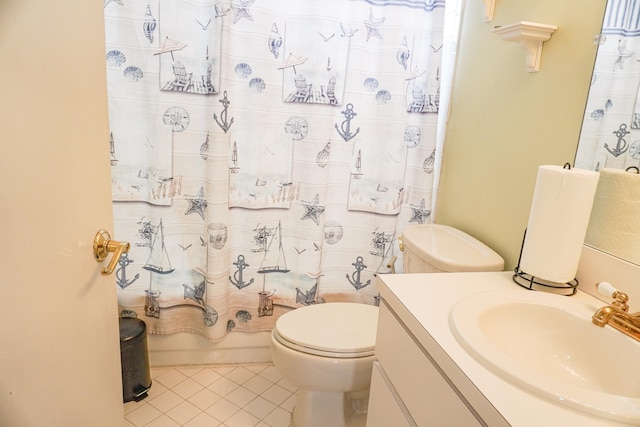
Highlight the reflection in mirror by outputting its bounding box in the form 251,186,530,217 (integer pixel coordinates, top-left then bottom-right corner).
584,168,640,265
575,0,640,264
575,0,640,170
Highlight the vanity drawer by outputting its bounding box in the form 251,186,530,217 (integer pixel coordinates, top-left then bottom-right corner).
375,302,483,426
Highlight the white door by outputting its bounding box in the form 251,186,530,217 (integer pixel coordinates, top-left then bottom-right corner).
0,1,124,426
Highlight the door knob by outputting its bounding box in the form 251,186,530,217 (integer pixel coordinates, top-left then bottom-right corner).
93,230,130,276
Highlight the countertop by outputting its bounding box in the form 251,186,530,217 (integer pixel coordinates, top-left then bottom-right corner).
376,271,633,427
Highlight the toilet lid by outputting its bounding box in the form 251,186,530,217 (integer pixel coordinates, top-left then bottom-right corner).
274,302,378,358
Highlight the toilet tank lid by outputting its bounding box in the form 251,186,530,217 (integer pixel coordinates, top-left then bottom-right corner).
401,224,504,272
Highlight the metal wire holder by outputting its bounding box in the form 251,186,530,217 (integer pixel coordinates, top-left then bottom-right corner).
512,229,578,296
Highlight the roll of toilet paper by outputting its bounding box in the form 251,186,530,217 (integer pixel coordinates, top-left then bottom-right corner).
520,165,599,283
585,168,640,264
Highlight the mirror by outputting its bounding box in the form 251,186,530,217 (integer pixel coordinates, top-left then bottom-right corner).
584,168,640,265
575,0,640,264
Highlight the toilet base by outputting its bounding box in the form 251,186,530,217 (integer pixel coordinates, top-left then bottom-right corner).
292,389,368,427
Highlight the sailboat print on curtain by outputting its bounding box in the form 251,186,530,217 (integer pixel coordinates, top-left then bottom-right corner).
257,221,289,274
143,219,174,274
254,221,289,316
230,141,239,174
110,132,118,166
144,219,174,318
352,149,362,179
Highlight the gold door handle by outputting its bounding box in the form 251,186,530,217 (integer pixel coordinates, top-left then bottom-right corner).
93,230,130,276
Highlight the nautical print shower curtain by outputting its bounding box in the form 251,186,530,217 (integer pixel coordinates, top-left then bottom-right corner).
104,0,445,341
575,0,640,171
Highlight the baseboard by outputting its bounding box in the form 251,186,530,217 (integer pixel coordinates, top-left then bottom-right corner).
147,331,272,367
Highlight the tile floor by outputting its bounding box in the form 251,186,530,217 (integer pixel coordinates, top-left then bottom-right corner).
123,364,296,427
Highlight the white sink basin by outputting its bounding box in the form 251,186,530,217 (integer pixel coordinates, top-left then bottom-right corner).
450,290,640,424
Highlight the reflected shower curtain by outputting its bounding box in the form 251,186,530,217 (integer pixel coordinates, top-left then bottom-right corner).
575,0,640,170
105,0,445,341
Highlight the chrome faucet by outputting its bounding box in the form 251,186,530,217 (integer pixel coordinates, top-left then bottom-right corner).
592,282,640,342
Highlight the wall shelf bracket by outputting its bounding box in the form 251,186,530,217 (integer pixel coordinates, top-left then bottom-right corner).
481,0,495,22
492,21,557,72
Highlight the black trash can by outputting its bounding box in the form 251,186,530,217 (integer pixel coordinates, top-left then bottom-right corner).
119,317,152,402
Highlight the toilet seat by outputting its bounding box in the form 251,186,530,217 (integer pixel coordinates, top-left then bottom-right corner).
273,302,378,358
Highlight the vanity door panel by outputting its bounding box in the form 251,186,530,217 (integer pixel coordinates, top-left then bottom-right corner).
375,301,483,426
367,362,415,427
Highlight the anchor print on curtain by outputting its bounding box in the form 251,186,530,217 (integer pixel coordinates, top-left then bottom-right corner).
106,0,446,342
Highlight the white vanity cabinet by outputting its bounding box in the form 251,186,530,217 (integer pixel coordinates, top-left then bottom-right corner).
366,300,492,426
366,272,634,427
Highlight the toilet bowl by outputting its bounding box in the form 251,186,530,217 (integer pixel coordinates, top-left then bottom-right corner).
270,302,378,427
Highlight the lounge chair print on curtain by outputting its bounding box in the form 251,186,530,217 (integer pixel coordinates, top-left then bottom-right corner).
404,32,443,113
157,1,221,94
281,18,350,105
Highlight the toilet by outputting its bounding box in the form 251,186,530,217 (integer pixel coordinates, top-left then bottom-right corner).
271,302,378,427
271,224,504,427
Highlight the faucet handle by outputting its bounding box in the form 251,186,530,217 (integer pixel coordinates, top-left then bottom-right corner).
596,281,618,297
596,282,629,311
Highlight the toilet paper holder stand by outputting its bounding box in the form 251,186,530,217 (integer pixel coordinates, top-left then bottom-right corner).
512,229,578,296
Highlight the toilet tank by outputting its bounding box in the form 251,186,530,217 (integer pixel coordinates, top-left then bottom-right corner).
401,224,504,273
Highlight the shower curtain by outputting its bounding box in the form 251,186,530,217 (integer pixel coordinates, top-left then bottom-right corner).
575,0,640,171
104,0,445,341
